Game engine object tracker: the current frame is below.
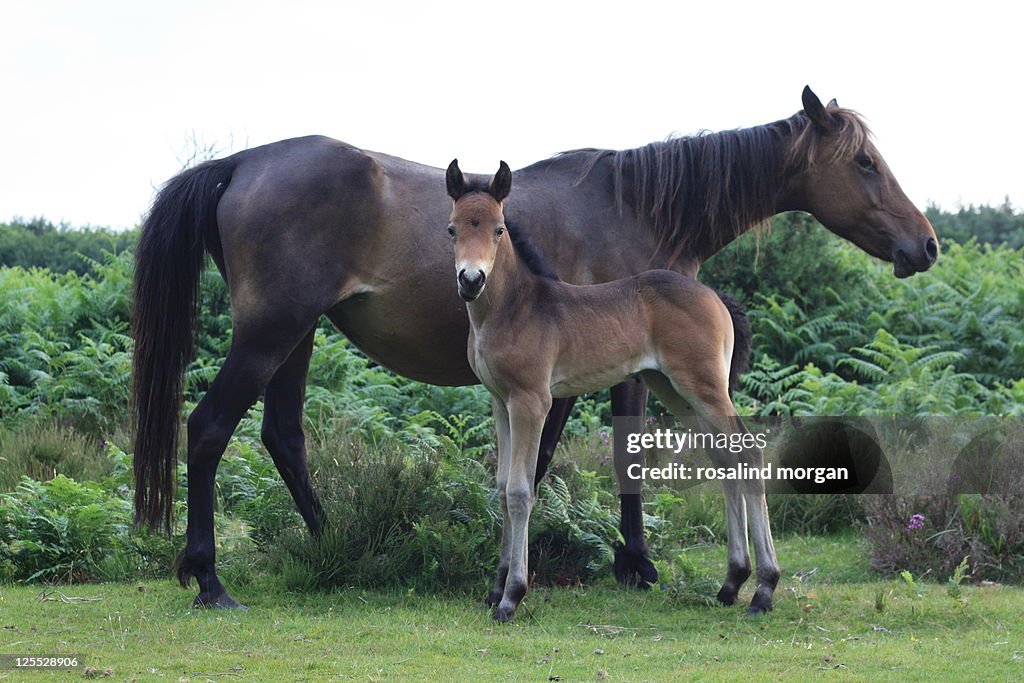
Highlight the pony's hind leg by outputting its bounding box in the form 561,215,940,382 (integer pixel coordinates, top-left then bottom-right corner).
610,380,659,589
534,396,578,488
177,316,317,609
261,327,325,535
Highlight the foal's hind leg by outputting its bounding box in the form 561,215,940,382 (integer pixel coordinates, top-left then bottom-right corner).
737,440,779,614
702,411,779,614
261,327,325,535
640,371,756,607
177,317,317,609
686,394,778,613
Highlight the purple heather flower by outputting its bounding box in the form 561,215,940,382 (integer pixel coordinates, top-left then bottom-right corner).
905,513,926,532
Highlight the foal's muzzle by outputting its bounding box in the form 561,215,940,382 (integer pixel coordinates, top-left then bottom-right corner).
458,268,486,301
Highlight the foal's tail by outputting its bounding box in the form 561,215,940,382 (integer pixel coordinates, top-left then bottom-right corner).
715,291,752,393
132,158,235,533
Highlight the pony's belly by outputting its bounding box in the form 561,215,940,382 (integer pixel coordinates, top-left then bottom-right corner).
326,291,478,387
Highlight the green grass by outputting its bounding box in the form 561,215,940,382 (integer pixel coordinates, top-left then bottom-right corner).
2,535,1023,681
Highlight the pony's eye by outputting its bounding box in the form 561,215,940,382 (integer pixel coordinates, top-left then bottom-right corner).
857,156,877,172
447,225,456,237
496,225,505,236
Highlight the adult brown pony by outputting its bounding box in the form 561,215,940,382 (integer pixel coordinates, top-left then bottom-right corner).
447,159,770,620
133,87,937,608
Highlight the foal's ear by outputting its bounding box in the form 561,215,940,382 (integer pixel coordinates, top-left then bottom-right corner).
826,97,839,109
802,86,836,130
446,159,466,200
489,161,512,203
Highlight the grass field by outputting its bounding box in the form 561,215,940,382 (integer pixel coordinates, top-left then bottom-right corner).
1,535,1022,681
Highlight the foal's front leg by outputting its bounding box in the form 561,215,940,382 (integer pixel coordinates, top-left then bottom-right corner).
493,391,551,622
487,398,513,608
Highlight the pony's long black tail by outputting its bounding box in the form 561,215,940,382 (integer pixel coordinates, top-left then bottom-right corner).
715,291,752,394
132,158,234,533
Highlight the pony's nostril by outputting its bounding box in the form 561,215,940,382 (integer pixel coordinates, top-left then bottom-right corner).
925,237,938,263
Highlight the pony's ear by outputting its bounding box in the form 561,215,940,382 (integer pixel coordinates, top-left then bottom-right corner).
446,159,466,200
489,161,512,203
826,97,839,109
802,86,836,129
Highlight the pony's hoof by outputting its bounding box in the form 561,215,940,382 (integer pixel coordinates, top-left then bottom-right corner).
613,542,658,589
193,591,247,610
492,604,516,622
746,592,773,616
485,589,503,609
716,586,740,606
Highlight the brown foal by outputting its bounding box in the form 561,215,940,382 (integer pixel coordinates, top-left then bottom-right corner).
446,160,778,622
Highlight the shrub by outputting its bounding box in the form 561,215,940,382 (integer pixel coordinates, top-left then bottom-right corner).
271,437,492,592
0,475,135,582
865,493,1024,583
0,420,112,491
269,433,628,593
767,494,864,536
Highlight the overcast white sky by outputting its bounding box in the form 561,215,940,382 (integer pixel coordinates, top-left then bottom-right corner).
2,1,1021,230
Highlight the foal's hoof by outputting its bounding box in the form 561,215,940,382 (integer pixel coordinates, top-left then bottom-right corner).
613,542,658,589
492,604,517,622
485,589,503,609
193,591,247,610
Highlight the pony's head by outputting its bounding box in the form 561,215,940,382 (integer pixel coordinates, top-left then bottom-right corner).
446,159,512,301
787,87,939,277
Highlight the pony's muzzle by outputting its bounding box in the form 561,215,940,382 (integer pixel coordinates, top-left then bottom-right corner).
458,268,486,301
893,235,939,278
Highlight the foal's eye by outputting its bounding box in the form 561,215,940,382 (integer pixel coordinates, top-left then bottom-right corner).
857,156,877,172
495,224,505,236
447,225,455,238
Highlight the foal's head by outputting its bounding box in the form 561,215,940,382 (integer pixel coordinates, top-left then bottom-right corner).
446,159,512,301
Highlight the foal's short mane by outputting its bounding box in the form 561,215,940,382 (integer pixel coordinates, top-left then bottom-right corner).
563,108,872,258
505,216,560,281
455,189,561,282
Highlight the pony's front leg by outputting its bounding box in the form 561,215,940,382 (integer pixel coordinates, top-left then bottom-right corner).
487,398,512,608
493,391,551,622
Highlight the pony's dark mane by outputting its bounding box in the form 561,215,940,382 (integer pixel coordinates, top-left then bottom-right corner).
563,108,871,259
505,216,560,281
